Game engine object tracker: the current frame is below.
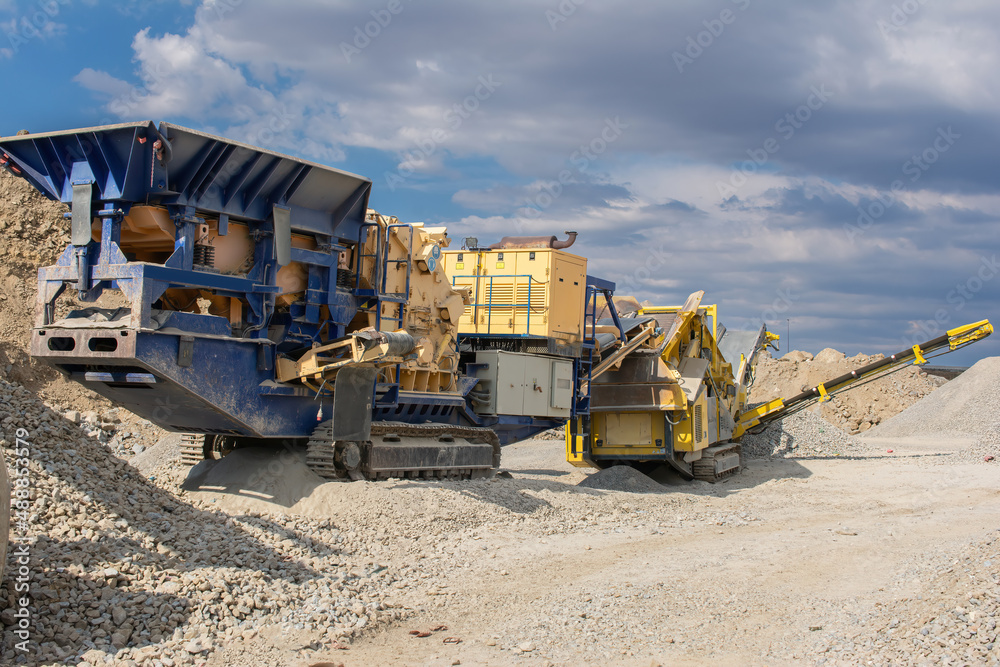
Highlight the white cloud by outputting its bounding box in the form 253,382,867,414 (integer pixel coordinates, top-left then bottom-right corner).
64,1,1000,362
74,68,133,97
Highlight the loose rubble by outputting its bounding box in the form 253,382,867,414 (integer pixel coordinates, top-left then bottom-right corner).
576,465,667,493
964,422,1000,465
0,378,405,665
867,356,1000,441
740,408,873,459
830,529,1000,665
752,348,944,434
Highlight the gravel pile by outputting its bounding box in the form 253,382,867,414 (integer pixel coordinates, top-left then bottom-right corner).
740,409,872,459
129,436,181,477
170,447,698,535
867,356,1000,441
828,529,1000,665
0,377,405,666
752,348,944,434
957,422,1000,465
576,465,666,493
50,407,164,461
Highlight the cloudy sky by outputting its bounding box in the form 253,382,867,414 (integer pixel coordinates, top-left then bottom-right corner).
2,0,998,365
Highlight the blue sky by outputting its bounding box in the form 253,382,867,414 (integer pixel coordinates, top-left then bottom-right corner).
2,0,998,365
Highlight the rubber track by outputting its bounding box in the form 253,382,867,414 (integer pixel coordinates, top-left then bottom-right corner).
305,421,340,479
691,443,742,482
306,420,501,481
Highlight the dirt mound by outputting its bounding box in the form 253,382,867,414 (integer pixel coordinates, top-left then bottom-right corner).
867,356,1000,441
741,408,871,459
0,169,70,269
751,348,944,434
0,171,69,388
576,465,665,493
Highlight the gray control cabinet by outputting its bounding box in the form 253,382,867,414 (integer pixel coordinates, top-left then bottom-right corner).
473,351,574,418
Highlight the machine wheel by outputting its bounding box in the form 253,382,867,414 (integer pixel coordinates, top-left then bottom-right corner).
206,435,238,460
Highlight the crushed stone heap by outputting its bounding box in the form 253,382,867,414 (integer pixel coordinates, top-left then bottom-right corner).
740,409,870,459
866,356,1000,442
0,377,403,666
751,347,945,434
576,465,666,493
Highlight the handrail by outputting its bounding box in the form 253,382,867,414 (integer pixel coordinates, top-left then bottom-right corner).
450,272,547,335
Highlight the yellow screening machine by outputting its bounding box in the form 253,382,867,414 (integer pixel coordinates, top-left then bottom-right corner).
565,290,992,481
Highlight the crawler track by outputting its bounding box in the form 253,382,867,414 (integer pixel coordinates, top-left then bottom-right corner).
180,433,208,465
692,442,742,482
307,420,501,481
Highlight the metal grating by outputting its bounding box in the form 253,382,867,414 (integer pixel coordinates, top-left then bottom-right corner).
694,404,704,443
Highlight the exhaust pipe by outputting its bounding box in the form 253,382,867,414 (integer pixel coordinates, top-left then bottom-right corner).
488,231,578,250
551,231,577,249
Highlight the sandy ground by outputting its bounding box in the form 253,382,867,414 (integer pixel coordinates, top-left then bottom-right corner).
198,436,1000,667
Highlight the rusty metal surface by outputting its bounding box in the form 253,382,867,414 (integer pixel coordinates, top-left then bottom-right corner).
589,384,686,411
31,328,138,360
594,355,675,385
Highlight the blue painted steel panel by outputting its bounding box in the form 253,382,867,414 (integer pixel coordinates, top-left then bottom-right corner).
0,121,372,241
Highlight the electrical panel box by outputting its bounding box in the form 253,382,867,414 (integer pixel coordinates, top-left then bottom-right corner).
441,248,587,345
472,350,573,418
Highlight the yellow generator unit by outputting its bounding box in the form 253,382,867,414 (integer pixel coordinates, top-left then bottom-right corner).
441,232,586,354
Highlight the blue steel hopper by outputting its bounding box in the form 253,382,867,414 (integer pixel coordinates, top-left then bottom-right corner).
1,121,373,440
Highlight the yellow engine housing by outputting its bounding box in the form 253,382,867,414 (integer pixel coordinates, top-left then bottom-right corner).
441,247,587,349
